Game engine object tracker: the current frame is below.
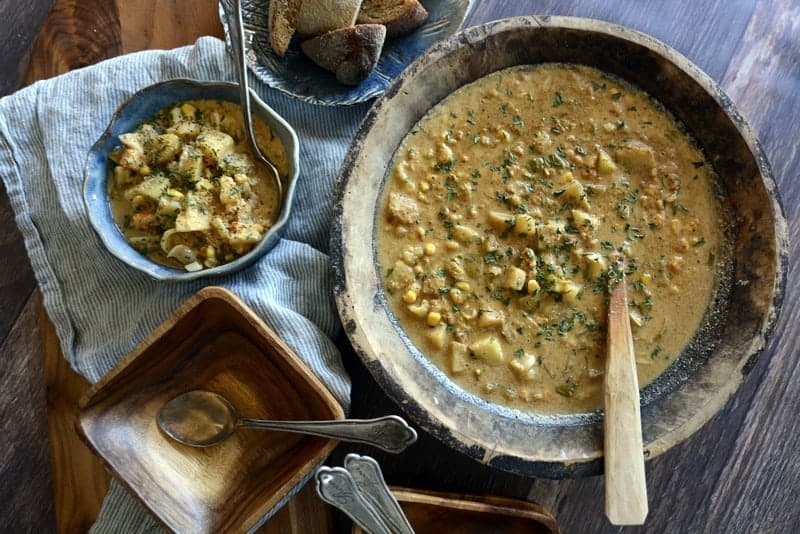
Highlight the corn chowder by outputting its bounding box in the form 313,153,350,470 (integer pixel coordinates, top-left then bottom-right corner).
108,100,287,271
377,64,727,414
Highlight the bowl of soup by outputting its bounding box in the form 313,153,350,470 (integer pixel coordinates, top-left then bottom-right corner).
84,79,299,281
331,17,787,477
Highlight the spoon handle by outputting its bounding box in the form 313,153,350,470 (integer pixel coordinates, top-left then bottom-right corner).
238,415,418,453
315,467,392,534
604,280,648,525
344,454,415,534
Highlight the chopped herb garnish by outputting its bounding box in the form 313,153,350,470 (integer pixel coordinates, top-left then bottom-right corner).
556,383,577,397
552,92,563,107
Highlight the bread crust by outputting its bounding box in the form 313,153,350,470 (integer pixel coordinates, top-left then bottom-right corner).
301,24,387,85
296,0,364,38
356,0,429,38
268,0,302,57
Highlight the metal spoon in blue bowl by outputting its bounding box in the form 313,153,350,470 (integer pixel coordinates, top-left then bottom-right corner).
222,0,283,203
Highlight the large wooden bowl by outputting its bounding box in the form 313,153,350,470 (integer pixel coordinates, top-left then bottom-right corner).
331,17,788,478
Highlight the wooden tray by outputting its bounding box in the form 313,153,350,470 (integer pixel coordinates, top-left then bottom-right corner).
28,1,332,532
352,488,559,533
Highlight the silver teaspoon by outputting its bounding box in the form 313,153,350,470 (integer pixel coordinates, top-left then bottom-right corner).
157,390,418,453
316,467,392,534
344,454,414,534
225,0,283,203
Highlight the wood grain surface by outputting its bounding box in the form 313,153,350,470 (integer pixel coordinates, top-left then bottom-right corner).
0,0,798,533
351,488,560,533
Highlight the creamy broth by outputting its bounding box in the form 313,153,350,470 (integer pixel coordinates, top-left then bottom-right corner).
376,64,727,414
108,100,287,271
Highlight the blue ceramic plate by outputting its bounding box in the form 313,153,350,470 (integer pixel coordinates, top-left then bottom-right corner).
84,79,300,281
218,0,473,106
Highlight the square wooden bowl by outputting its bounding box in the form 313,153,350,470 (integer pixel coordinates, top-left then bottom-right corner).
77,287,344,533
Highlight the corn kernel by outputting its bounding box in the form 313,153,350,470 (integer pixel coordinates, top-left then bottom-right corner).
131,195,147,209
181,103,196,117
139,165,151,176
449,288,464,305
416,226,425,239
455,281,471,292
419,181,430,191
426,311,442,326
402,290,417,304
205,246,216,259
166,188,184,200
424,243,436,255
445,241,460,250
640,273,652,285
526,279,540,294
252,223,265,233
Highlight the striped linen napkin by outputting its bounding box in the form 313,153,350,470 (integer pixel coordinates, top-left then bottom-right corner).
0,37,369,532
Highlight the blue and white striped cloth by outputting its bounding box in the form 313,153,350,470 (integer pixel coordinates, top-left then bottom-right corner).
0,37,369,532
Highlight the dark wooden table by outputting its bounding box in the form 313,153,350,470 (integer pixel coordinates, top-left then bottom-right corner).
2,1,798,532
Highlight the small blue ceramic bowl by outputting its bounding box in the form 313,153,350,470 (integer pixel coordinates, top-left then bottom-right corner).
84,79,300,281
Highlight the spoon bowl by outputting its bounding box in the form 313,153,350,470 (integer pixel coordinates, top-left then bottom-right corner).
158,390,239,447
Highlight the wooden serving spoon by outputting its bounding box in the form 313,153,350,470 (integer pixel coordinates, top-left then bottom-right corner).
605,278,648,525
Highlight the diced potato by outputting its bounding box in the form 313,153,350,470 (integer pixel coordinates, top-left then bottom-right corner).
449,342,468,374
386,260,415,291
571,209,599,229
407,300,430,318
478,309,504,327
196,130,235,163
453,224,479,242
514,214,536,237
468,336,506,365
144,133,182,165
560,180,585,203
387,192,419,224
156,196,181,217
487,211,516,232
615,140,655,173
170,121,202,138
629,308,646,327
596,149,618,177
401,245,424,266
118,132,144,152
503,266,527,291
125,175,169,201
583,252,608,279
553,278,582,302
508,353,537,381
427,324,448,349
218,175,240,209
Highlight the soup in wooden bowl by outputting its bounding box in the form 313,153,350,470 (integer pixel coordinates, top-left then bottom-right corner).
332,17,787,477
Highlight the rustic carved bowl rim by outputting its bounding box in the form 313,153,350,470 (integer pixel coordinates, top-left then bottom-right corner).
331,16,788,478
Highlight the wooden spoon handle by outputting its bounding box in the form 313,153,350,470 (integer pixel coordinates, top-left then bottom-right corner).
605,281,648,525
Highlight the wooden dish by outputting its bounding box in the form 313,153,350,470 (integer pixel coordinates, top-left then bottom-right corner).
77,287,344,533
332,16,788,478
351,488,559,533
